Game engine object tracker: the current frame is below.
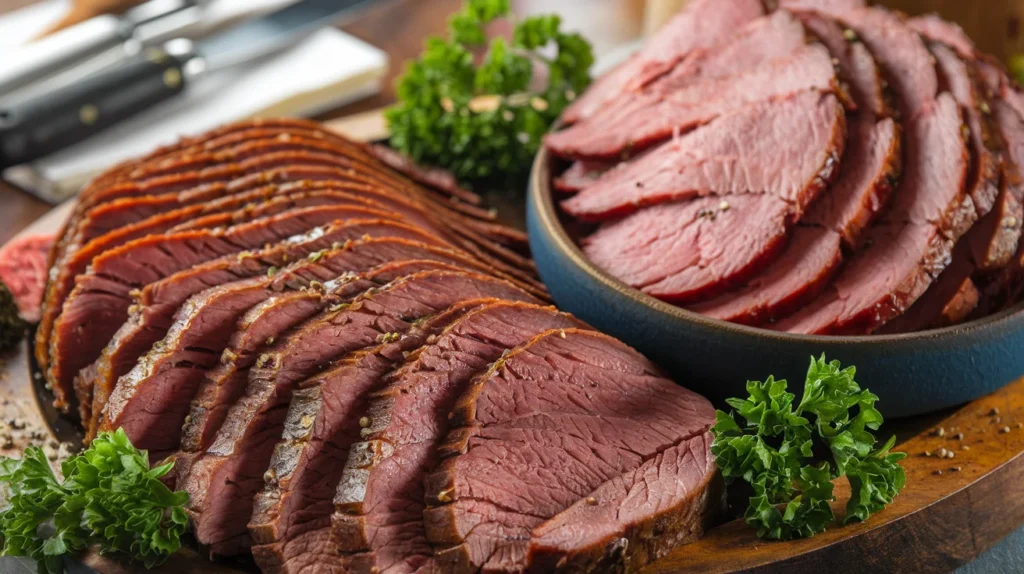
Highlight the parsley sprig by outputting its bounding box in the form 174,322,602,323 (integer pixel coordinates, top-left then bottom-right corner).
0,429,188,573
711,355,907,540
386,0,594,188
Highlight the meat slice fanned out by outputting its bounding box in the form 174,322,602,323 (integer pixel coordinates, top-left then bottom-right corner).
424,329,718,573
576,92,846,303
48,205,405,418
329,302,590,573
560,0,765,124
179,271,537,556
562,90,845,222
173,244,513,466
246,299,489,574
778,95,970,334
547,44,839,160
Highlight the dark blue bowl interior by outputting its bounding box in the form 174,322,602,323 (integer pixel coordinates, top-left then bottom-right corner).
527,149,1024,417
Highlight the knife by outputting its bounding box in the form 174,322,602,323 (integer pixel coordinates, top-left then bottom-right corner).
0,0,204,97
0,0,375,170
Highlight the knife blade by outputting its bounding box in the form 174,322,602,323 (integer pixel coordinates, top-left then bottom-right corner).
0,0,375,170
0,0,203,97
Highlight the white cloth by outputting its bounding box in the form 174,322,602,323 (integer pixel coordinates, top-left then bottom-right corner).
0,0,388,201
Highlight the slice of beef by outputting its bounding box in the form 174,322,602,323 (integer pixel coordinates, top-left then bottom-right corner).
423,329,717,573
247,300,493,573
560,0,765,124
367,144,481,206
561,90,845,222
80,119,352,193
546,45,839,160
553,160,614,194
878,241,982,333
796,10,889,118
326,303,589,573
83,230,497,441
931,42,1001,221
776,95,971,334
0,234,52,322
38,160,412,385
803,117,902,248
584,195,793,304
780,0,865,12
99,255,473,459
689,226,844,325
528,435,717,572
175,258,484,466
908,14,978,60
575,92,846,304
179,271,538,556
826,6,939,118
689,42,902,326
48,206,406,415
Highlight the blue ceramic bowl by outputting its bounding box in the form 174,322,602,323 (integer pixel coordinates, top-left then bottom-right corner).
527,148,1024,417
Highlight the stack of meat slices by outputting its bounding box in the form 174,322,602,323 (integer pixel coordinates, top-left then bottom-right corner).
36,118,721,572
547,0,1024,335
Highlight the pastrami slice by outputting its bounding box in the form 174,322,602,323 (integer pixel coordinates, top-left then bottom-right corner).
424,329,716,573
561,90,846,222
247,299,494,573
560,0,765,124
331,302,591,573
180,271,538,556
548,45,839,161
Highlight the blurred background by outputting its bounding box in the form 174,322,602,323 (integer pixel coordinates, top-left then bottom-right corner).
1,0,1023,239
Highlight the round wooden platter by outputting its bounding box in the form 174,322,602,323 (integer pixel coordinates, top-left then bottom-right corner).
3,204,1024,574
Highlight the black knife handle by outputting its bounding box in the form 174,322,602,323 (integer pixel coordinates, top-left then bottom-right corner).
0,46,192,169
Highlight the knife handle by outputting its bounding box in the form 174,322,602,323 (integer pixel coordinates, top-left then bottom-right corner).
0,43,193,170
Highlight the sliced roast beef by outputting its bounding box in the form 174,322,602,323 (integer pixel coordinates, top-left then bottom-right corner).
175,258,477,467
777,95,970,334
576,92,845,303
908,13,977,60
38,158,416,385
878,240,981,333
584,195,792,304
561,90,845,222
80,119,354,194
560,0,764,124
325,302,589,573
931,43,1000,220
247,300,492,573
690,226,844,325
802,117,902,248
82,229,503,441
47,206,405,415
553,160,614,194
547,44,839,160
99,254,473,459
826,6,939,118
180,271,538,556
796,10,889,118
367,144,481,206
423,329,717,573
780,0,865,12
690,44,901,325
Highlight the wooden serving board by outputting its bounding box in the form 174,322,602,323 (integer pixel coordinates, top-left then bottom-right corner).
3,126,1024,572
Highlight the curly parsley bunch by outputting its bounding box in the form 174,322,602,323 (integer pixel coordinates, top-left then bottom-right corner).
711,355,907,540
386,0,594,189
0,429,188,573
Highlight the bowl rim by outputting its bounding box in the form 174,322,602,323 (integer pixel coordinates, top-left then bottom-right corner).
529,146,1024,345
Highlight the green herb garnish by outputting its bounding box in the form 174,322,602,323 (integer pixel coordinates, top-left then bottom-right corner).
711,355,906,540
0,281,27,352
386,0,594,188
0,429,189,573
